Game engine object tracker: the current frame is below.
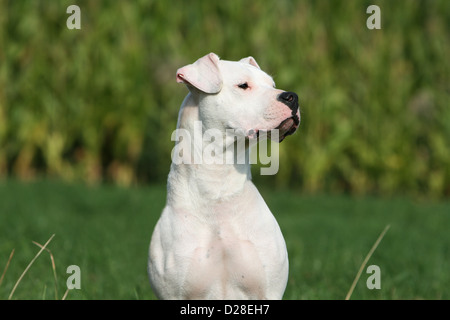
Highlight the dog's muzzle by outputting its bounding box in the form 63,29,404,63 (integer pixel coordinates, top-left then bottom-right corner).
275,91,300,142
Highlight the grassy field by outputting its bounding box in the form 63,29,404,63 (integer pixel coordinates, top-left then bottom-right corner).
0,180,449,300
1,1,448,301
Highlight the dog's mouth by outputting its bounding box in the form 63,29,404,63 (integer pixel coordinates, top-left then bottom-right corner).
247,114,300,142
274,115,299,142
256,115,299,142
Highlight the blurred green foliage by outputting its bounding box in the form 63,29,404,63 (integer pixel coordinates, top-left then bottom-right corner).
0,0,449,197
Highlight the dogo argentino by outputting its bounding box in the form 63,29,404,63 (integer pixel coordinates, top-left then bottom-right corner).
148,53,300,299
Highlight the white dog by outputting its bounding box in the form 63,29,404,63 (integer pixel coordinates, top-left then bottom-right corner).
148,53,300,299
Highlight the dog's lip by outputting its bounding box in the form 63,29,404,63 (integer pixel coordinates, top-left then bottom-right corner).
274,116,299,142
254,116,299,142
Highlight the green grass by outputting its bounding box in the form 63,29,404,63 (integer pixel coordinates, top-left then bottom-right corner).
0,180,449,299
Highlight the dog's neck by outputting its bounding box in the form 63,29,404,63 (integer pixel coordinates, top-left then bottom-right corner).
167,93,252,206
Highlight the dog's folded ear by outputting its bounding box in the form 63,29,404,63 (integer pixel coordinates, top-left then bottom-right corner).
176,53,223,94
239,56,261,70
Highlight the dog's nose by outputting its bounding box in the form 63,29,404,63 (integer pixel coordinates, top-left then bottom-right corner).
277,91,299,113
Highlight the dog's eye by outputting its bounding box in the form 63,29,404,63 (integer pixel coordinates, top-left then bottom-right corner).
237,82,249,90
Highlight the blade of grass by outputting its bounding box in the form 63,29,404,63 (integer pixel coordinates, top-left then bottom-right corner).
32,240,58,300
61,288,70,300
0,249,15,288
345,225,391,300
8,234,55,300
42,284,47,300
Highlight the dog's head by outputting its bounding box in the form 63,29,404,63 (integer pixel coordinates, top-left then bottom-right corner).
176,53,300,142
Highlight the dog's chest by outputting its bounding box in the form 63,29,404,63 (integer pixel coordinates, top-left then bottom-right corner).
183,227,268,299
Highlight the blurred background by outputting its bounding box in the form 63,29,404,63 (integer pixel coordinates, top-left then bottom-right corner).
1,0,448,197
0,0,449,300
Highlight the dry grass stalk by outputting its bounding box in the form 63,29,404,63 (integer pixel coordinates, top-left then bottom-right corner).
345,225,391,300
32,240,59,299
8,234,55,300
0,249,15,287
